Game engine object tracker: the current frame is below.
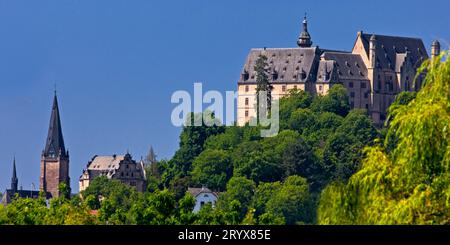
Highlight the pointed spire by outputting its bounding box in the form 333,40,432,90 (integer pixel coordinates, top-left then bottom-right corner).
43,93,66,158
11,156,18,192
297,13,312,48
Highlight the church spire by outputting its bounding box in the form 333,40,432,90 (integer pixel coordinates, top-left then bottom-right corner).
43,93,66,158
11,156,18,192
297,13,313,48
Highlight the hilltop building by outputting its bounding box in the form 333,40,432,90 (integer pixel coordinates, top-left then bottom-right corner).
237,16,440,126
79,153,147,192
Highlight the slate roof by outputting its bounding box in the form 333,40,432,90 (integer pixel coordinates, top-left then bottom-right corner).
1,189,50,205
87,155,125,171
81,153,146,180
43,94,67,158
360,33,428,70
187,187,219,198
84,155,126,179
238,47,321,84
321,52,369,80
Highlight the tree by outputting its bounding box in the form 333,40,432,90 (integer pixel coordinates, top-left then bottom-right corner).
232,141,282,183
251,181,282,217
255,55,271,121
218,177,256,219
191,149,232,191
163,112,225,187
311,84,350,117
322,109,378,181
265,176,313,224
279,89,313,129
203,126,243,151
318,53,450,224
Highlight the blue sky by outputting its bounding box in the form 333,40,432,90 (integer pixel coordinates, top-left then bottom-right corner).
0,0,448,192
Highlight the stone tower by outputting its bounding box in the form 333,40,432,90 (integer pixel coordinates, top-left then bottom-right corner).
39,93,70,198
431,40,441,59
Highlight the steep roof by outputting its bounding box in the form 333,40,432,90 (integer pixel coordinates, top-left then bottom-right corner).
87,155,125,171
43,94,66,158
238,47,321,84
1,189,49,205
187,187,218,198
360,33,428,70
322,52,369,80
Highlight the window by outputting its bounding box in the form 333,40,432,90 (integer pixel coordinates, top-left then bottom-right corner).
361,82,366,89
350,92,355,98
245,110,249,117
365,104,369,110
319,85,323,91
282,85,286,92
245,98,249,106
200,201,205,207
294,85,297,90
350,101,354,107
245,85,249,92
364,92,369,99
349,82,354,88
377,80,382,91
272,72,278,80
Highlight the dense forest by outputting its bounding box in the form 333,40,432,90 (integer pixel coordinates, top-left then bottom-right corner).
0,53,448,225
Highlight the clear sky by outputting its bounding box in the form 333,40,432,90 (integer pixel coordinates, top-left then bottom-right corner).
0,0,448,193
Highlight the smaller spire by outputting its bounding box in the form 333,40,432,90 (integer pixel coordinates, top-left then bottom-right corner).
11,156,18,192
297,13,312,48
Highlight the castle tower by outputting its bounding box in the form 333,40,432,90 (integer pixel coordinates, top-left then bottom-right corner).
297,14,312,48
431,40,441,59
11,157,18,192
39,93,70,198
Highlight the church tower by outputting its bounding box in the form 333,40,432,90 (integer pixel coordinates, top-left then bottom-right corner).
39,93,70,198
11,157,18,192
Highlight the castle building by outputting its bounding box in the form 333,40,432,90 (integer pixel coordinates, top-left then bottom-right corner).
40,93,71,198
79,153,147,192
237,16,440,126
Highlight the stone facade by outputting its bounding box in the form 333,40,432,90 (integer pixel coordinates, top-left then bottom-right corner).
237,17,438,126
79,153,146,192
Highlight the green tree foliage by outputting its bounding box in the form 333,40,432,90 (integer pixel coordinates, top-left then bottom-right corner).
322,109,378,181
232,141,282,183
318,53,450,224
255,55,271,120
191,149,232,191
218,177,256,219
265,176,313,224
311,84,350,117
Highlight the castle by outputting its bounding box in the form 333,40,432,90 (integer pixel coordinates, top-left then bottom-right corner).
236,16,441,126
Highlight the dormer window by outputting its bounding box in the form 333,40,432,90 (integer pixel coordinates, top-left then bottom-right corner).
300,70,307,80
242,70,249,81
272,70,278,80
